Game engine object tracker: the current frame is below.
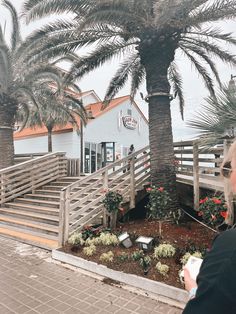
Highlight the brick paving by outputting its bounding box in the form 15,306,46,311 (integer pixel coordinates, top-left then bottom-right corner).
0,236,182,314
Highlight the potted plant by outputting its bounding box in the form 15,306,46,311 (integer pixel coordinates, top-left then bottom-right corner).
102,190,123,229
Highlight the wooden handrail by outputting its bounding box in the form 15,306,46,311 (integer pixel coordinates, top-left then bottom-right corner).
0,152,67,205
0,151,66,174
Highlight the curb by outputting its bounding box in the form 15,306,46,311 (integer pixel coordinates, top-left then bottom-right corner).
52,249,188,308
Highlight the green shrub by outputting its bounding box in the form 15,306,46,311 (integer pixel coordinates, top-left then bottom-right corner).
131,250,144,261
68,232,85,246
180,251,203,265
99,232,119,246
156,262,169,277
117,252,129,262
83,245,96,256
100,251,114,262
139,256,151,269
153,244,176,259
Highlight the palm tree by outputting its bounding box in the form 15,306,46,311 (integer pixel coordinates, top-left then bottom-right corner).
188,83,236,148
0,0,64,169
22,0,236,207
23,83,87,152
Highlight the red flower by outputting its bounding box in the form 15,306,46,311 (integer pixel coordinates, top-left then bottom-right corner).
199,197,208,204
220,211,228,219
158,187,164,192
212,198,221,204
198,211,203,216
146,187,152,192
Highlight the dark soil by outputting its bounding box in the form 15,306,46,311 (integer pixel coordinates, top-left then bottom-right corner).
62,220,216,289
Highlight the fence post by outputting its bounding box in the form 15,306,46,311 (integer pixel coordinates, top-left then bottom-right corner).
130,156,135,209
63,187,71,244
58,190,66,246
0,174,6,206
102,169,108,227
223,139,234,225
193,141,199,210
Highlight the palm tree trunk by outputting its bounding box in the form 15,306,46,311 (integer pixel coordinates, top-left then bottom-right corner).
140,43,178,208
0,96,16,169
47,127,53,152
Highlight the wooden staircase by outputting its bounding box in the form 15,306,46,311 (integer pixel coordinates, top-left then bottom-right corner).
0,148,150,250
0,177,80,249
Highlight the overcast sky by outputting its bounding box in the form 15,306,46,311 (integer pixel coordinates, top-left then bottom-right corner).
1,1,236,141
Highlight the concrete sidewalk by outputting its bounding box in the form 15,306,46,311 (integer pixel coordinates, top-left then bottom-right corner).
0,236,182,314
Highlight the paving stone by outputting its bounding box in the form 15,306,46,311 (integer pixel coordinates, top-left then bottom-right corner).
0,236,183,314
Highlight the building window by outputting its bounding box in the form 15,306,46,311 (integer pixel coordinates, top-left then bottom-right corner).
127,109,132,116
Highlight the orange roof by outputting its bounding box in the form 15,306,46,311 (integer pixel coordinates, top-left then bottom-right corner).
14,95,147,140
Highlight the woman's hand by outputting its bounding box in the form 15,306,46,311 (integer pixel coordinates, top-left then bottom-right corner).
184,267,198,292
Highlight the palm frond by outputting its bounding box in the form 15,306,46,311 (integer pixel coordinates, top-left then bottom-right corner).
67,39,136,82
103,53,139,105
3,0,21,51
189,0,236,25
187,27,236,45
180,36,236,66
181,47,216,98
180,42,222,87
130,61,145,100
168,62,185,119
187,86,236,147
23,0,93,23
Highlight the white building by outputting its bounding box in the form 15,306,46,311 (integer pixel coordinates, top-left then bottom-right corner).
14,90,149,173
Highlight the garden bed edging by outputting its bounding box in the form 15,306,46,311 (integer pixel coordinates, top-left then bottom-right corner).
52,249,188,307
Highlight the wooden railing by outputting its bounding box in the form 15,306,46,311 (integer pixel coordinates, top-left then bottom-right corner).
174,139,232,210
59,146,150,245
67,158,80,177
0,152,67,205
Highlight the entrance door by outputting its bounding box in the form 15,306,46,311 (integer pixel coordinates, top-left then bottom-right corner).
101,142,115,167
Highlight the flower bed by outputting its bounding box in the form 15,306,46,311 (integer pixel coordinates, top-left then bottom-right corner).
61,220,215,289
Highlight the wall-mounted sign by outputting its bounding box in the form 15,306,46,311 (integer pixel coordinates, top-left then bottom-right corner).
122,115,138,130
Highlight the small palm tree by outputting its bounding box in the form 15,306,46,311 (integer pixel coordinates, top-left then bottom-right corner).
22,0,236,207
0,0,64,169
24,84,87,152
188,83,236,148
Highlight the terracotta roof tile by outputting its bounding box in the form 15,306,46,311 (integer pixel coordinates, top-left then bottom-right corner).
14,95,147,140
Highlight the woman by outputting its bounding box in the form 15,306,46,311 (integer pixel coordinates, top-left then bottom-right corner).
183,140,236,314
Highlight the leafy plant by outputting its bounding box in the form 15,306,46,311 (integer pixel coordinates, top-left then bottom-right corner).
100,251,114,263
154,244,176,259
83,245,96,256
146,186,172,236
117,252,129,262
81,225,101,240
99,232,119,246
156,262,169,277
139,256,152,270
180,251,203,266
146,186,171,220
68,232,85,246
102,191,123,213
131,250,144,261
197,196,228,228
85,237,101,246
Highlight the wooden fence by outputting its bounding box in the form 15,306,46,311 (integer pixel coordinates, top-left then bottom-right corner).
174,139,232,210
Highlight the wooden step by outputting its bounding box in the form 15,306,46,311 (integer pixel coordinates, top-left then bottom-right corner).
36,189,61,195
0,224,58,250
0,215,58,235
4,202,58,215
15,198,59,208
0,208,59,224
24,193,60,201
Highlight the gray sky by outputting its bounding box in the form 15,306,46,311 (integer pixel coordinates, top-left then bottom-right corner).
1,0,236,140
